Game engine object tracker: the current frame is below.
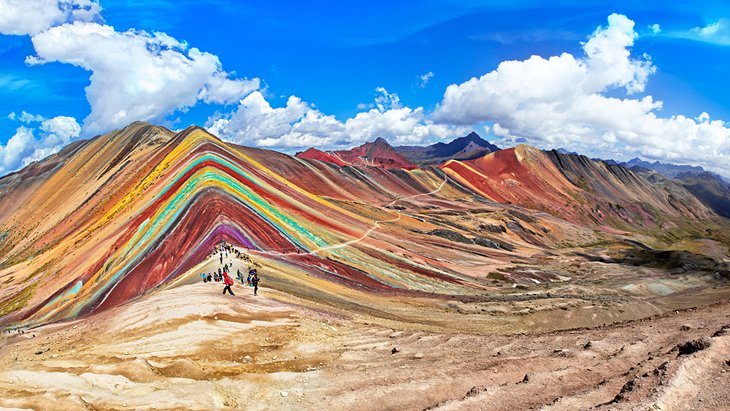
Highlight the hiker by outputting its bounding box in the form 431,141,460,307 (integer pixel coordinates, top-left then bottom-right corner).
207,273,212,282
219,253,223,265
200,273,207,283
222,272,235,296
223,263,228,272
251,272,260,296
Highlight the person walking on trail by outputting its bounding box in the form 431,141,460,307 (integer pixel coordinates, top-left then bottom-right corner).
251,273,260,296
219,253,223,265
200,273,207,283
222,272,235,296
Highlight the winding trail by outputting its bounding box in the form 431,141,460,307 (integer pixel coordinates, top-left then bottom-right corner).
250,176,448,258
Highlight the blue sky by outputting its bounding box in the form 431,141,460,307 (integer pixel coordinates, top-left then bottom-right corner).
1,1,730,176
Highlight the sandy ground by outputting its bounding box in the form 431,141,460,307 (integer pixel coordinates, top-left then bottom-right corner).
1,268,729,410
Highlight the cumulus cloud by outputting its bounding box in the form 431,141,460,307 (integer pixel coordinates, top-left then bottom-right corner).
649,23,661,35
0,114,81,174
0,0,101,36
418,71,434,88
207,89,467,149
27,21,259,133
433,13,730,175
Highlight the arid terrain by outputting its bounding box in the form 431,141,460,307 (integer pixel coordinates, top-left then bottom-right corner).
1,123,730,410
1,263,729,410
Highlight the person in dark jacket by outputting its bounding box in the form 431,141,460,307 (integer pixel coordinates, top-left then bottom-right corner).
251,273,260,296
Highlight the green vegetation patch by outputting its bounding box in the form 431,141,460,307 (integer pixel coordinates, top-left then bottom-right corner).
0,282,38,318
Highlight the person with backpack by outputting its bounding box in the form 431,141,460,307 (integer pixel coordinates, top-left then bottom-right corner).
251,272,260,296
222,272,235,296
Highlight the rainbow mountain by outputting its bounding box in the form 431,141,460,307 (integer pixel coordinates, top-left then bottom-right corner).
0,122,727,328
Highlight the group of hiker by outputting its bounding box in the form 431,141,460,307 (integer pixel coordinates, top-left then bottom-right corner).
201,242,260,296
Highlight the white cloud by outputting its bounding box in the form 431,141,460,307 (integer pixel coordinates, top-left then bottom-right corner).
41,115,81,143
649,23,661,35
418,71,434,88
0,115,81,174
9,111,46,123
683,18,730,45
433,13,730,175
374,86,401,111
28,21,260,133
0,0,101,36
207,89,467,149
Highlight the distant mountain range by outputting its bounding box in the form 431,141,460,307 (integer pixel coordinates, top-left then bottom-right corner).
396,132,500,165
296,133,730,222
614,158,730,219
296,137,417,170
623,158,706,178
296,132,499,169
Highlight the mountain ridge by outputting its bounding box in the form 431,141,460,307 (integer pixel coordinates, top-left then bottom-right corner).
395,131,500,165
0,122,727,329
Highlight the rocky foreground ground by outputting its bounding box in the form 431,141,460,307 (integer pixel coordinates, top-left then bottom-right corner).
1,273,728,410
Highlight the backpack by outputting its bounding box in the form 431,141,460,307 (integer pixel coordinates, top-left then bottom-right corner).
224,275,233,285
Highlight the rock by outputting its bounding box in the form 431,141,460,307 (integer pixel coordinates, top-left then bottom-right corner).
51,354,59,359
521,374,529,383
413,352,424,359
244,355,252,362
34,348,49,355
466,386,482,397
713,325,729,337
677,337,712,356
552,349,570,357
280,391,289,397
679,324,692,331
583,341,592,349
714,270,730,280
391,347,399,354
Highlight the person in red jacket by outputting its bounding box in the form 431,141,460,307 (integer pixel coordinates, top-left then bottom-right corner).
222,272,235,296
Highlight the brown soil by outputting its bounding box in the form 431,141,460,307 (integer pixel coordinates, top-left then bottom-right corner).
1,277,729,410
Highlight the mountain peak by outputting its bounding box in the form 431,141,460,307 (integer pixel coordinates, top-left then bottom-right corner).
297,137,416,169
394,132,499,165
